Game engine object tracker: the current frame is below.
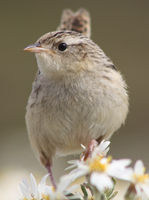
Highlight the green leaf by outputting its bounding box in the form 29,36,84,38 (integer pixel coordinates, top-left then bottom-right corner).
65,192,83,200
108,191,119,200
105,187,114,198
111,178,116,185
83,182,94,196
81,184,88,199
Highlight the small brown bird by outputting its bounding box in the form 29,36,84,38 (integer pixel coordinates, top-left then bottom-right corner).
24,9,129,189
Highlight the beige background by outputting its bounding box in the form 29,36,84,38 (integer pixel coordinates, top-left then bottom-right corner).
0,1,149,199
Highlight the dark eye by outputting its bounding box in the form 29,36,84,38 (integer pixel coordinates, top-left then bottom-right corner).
58,43,67,51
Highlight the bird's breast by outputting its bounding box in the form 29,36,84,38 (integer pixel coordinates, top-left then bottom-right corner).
26,71,128,155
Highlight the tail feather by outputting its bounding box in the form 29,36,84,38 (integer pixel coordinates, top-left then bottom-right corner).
57,8,91,38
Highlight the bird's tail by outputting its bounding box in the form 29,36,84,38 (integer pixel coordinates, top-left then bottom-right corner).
57,8,91,38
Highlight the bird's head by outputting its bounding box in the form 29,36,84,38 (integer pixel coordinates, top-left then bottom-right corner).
24,31,102,78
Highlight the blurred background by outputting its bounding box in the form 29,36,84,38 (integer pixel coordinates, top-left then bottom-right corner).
0,1,149,199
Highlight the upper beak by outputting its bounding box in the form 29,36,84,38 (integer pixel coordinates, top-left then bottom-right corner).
23,43,54,54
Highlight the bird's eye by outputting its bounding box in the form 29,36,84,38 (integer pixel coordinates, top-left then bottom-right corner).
58,43,67,51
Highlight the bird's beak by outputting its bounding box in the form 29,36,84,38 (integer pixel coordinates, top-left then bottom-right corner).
23,43,55,54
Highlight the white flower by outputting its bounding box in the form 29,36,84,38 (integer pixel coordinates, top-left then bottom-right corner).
43,179,77,200
87,156,131,192
18,173,50,200
18,173,79,200
62,155,131,193
125,160,149,198
66,140,110,171
63,140,131,193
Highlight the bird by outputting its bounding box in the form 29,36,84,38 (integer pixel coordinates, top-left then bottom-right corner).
23,9,129,189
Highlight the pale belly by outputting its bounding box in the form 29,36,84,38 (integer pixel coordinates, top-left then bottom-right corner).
25,73,128,162
26,89,127,159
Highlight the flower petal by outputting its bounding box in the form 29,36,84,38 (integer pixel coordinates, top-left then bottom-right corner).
18,183,31,199
140,190,149,200
57,179,72,194
134,160,144,176
111,159,131,168
81,144,86,149
66,184,79,193
30,173,37,197
65,164,78,171
61,169,87,183
69,168,78,174
38,174,49,197
22,177,30,190
67,160,79,164
39,174,49,189
103,147,110,156
90,172,113,193
141,184,149,198
92,140,110,158
98,140,110,153
107,159,132,180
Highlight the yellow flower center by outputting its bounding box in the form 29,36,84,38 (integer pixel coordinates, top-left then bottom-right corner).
23,194,36,200
89,156,112,172
133,173,149,183
42,194,51,200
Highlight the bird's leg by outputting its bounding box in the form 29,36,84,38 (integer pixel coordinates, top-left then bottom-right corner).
46,162,57,190
96,135,104,144
40,151,57,189
80,139,98,161
80,136,104,161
